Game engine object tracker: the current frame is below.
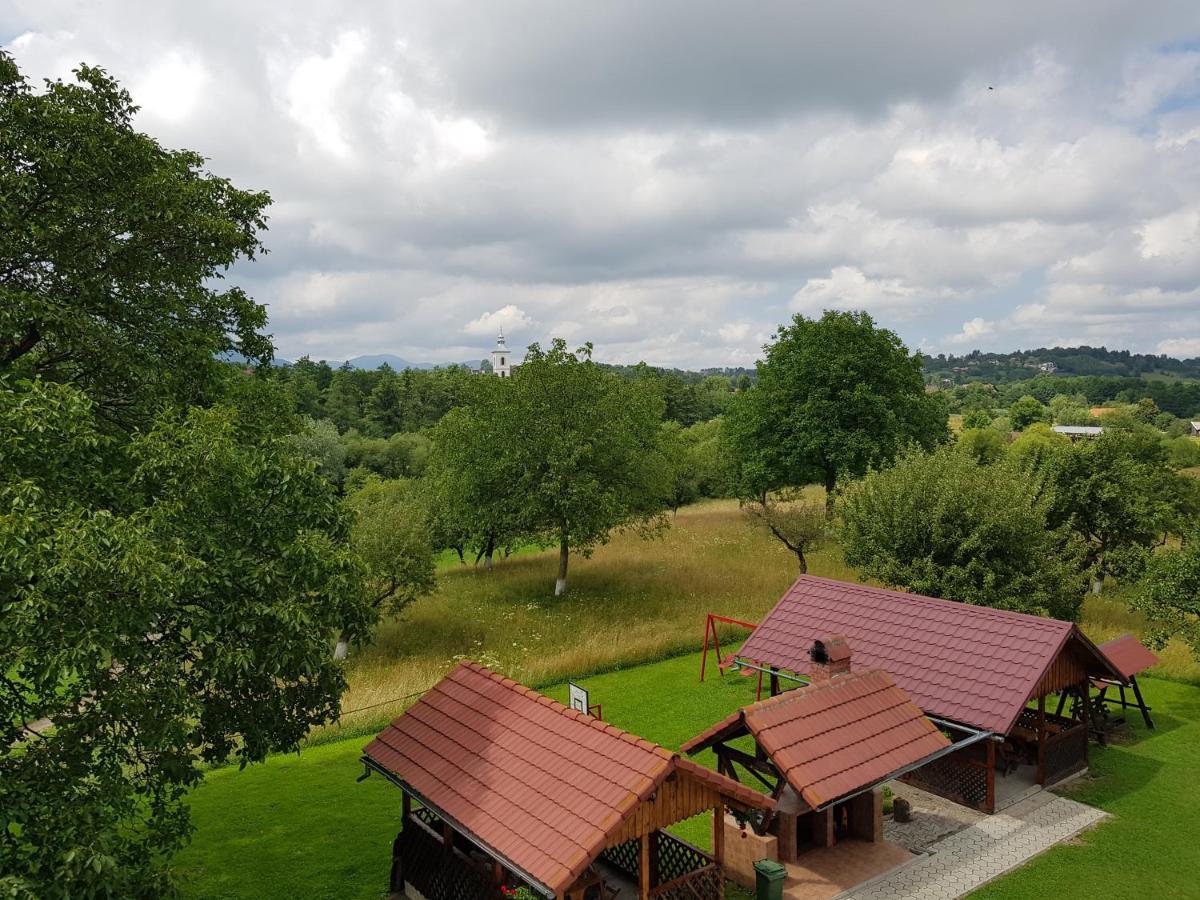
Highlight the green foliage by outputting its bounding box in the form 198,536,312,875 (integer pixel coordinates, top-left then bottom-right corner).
743,493,828,573
1164,436,1200,469
1131,536,1200,661
1008,395,1049,431
840,447,1088,619
659,419,737,512
1048,393,1094,426
288,416,348,485
956,427,1007,464
1016,429,1184,578
0,57,271,426
345,478,436,615
725,310,947,501
430,340,669,593
0,379,372,898
961,407,993,429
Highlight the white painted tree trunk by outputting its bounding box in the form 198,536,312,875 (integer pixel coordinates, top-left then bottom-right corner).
1092,577,1104,595
334,629,350,660
555,531,569,596
555,577,566,596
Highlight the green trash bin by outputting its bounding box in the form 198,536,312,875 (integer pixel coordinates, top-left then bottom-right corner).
753,859,787,900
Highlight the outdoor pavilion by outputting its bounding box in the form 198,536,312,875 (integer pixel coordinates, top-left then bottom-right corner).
682,636,951,890
361,660,774,900
733,576,1127,813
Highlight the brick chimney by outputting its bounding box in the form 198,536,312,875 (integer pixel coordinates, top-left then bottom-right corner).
809,635,852,682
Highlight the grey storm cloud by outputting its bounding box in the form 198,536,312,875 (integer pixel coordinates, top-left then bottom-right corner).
5,0,1200,365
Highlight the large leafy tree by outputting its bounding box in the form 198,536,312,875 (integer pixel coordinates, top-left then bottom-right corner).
0,58,377,897
507,341,669,594
1,380,373,898
840,446,1088,620
432,341,669,594
725,310,946,509
0,57,271,425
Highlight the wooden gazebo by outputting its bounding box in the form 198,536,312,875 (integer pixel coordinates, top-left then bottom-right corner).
734,576,1126,813
361,661,774,900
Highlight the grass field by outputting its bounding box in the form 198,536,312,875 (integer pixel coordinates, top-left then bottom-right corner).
326,496,860,740
175,652,1200,900
328,497,1200,745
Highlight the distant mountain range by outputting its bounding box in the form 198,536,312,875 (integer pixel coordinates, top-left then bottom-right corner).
333,353,484,371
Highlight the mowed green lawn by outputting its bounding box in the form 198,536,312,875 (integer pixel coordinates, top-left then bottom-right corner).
176,652,1200,900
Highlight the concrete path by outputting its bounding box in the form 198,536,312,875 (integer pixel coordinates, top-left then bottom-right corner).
840,790,1106,900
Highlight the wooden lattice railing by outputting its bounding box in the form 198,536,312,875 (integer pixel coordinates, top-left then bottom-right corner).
1043,720,1088,784
601,832,721,898
899,739,991,812
397,809,501,900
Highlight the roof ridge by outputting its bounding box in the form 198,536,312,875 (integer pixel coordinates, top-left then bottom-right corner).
791,575,1074,629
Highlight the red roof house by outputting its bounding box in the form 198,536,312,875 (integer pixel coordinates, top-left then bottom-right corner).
363,661,773,899
735,576,1124,812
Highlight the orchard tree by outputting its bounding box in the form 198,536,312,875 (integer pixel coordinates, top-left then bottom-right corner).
725,311,946,512
840,447,1088,620
338,479,436,659
1016,428,1182,591
744,491,828,574
0,57,271,424
485,340,669,595
1131,533,1200,661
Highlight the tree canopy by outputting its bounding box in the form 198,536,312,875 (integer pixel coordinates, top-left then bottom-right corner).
0,57,271,425
725,310,947,506
840,446,1088,620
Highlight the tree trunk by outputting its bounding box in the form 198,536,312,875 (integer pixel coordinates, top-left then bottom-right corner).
555,531,569,596
454,545,465,564
334,629,350,661
483,535,494,570
796,548,808,575
1091,576,1103,594
823,467,837,518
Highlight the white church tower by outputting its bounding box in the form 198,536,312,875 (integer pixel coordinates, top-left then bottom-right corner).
491,329,512,378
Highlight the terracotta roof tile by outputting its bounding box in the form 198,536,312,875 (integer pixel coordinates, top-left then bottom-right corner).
1099,634,1159,680
737,575,1116,734
364,661,771,896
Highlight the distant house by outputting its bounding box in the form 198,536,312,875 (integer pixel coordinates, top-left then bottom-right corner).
1191,421,1200,436
1053,425,1104,441
1038,362,1057,373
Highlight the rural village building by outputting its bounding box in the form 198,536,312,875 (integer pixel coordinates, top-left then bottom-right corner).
681,637,950,884
361,661,774,900
1051,425,1104,440
735,576,1126,814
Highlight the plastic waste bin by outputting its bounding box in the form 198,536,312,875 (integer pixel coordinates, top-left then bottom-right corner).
753,859,787,900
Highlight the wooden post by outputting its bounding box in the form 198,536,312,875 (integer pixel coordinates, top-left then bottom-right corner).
769,667,780,698
712,805,725,866
1036,693,1047,785
1079,683,1090,770
402,791,411,822
986,741,996,813
443,820,454,849
1131,678,1155,729
639,832,652,899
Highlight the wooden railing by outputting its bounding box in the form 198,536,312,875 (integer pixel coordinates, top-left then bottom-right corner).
397,809,502,900
601,832,722,899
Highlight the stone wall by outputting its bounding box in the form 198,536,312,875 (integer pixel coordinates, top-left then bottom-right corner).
719,813,778,890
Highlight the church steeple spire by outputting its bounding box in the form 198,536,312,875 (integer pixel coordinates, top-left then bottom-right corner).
491,329,511,377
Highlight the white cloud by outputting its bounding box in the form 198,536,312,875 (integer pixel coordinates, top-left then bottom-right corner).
463,304,533,336
1157,336,1200,357
5,2,1200,365
948,317,996,344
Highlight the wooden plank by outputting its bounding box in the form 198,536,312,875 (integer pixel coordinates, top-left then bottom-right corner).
712,806,724,864
639,833,651,899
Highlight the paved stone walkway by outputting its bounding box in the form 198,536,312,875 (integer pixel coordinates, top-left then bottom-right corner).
840,790,1107,900
882,783,985,853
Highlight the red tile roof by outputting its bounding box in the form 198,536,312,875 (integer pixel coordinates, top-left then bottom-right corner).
363,661,771,896
736,576,1118,735
683,669,950,809
1099,634,1159,680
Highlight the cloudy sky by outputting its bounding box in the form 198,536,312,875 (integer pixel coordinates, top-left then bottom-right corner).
6,2,1200,368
